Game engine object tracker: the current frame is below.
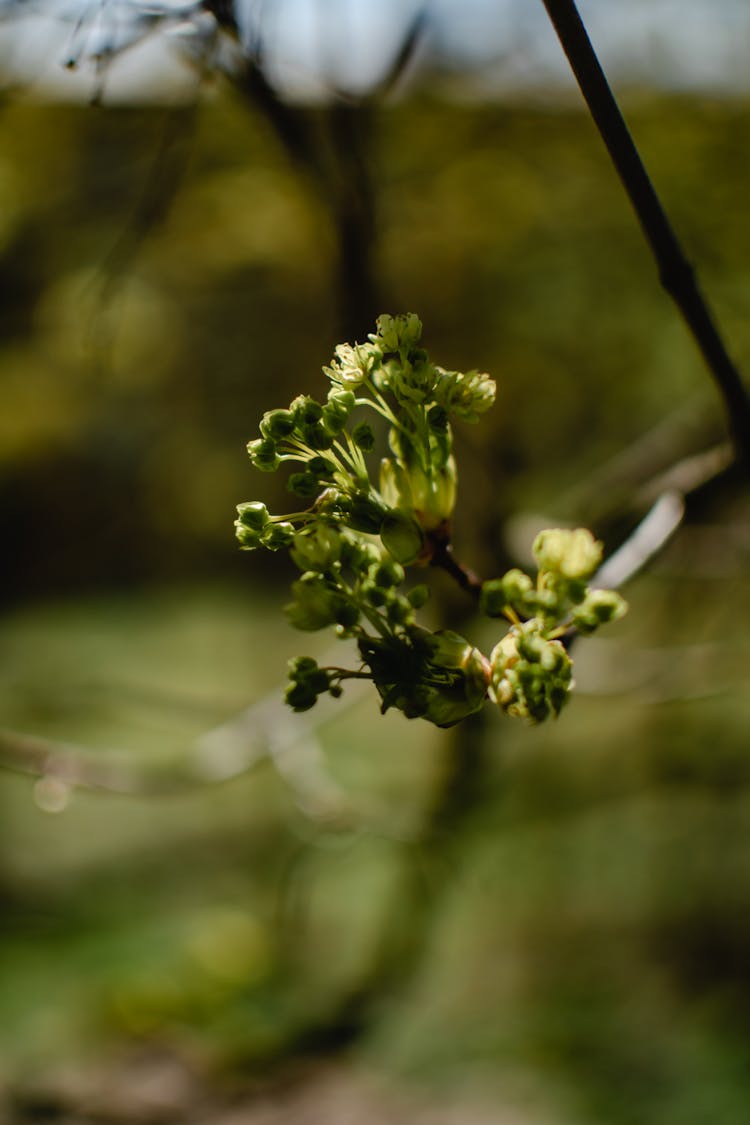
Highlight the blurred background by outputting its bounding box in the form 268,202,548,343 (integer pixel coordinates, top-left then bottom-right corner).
2,2,750,1122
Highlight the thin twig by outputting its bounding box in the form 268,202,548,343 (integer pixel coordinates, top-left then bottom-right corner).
429,540,483,600
541,0,750,466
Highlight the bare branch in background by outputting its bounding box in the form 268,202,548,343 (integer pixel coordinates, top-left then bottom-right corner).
541,0,750,467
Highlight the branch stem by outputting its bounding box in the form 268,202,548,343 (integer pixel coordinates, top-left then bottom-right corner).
541,0,750,465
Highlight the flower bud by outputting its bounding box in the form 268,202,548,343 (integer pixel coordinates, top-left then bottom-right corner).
262,522,295,550
572,588,627,634
236,501,269,530
407,584,430,609
247,438,280,472
287,471,320,499
533,528,602,580
308,456,337,480
481,569,534,618
342,492,388,535
372,559,405,588
260,409,296,440
235,523,262,550
351,422,376,452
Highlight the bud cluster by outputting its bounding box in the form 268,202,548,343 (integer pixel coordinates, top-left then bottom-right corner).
482,528,627,721
236,317,626,729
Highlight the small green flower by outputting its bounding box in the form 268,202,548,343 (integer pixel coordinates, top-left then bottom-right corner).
434,368,496,422
323,342,376,388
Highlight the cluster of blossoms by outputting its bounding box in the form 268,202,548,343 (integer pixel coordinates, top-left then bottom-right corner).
236,315,625,728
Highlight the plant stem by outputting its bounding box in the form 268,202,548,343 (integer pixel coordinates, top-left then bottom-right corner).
541,0,750,467
430,539,483,601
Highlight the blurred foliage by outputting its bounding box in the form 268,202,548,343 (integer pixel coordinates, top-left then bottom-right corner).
2,88,750,1123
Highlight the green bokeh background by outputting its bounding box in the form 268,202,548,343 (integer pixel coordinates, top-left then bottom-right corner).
1,87,750,1123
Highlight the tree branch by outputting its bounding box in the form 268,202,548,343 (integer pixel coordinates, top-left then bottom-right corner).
541,0,750,466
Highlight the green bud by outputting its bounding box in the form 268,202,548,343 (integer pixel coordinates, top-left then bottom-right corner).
533,528,602,581
247,438,280,472
236,501,270,530
262,522,295,550
407,584,430,609
321,403,348,435
572,588,627,634
481,569,534,618
288,655,319,679
351,422,376,452
260,409,296,440
285,681,318,712
342,492,388,535
301,422,334,451
336,602,360,629
380,510,424,565
287,471,320,499
291,395,324,426
308,455,337,480
362,581,388,607
328,387,356,411
386,596,413,627
372,559,405,588
427,405,449,432
235,523,262,550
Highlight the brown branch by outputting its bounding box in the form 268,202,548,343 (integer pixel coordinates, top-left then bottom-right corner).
541,0,750,467
429,540,483,600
